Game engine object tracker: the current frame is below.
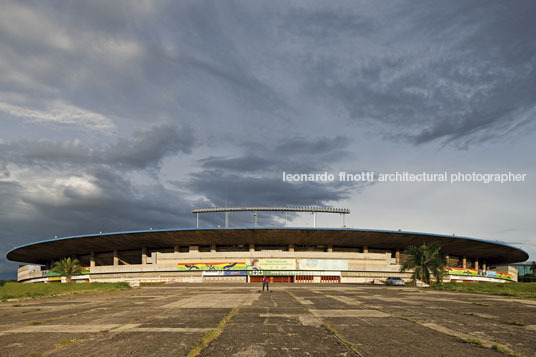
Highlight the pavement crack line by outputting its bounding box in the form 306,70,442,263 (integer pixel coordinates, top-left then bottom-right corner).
186,302,244,357
287,290,362,357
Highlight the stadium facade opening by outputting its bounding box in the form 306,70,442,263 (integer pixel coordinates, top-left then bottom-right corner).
7,206,527,284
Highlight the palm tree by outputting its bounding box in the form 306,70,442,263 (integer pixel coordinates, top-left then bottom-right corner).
400,243,447,285
52,257,82,283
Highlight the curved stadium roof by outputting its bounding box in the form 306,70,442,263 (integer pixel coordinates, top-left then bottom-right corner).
6,227,528,266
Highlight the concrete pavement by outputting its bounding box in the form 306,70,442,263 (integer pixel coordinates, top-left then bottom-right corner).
1,284,535,356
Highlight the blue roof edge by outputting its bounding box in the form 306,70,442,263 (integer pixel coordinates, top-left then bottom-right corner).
6,226,529,260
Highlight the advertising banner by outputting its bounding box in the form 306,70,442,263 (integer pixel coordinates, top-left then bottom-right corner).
247,270,341,276
298,259,348,271
246,259,296,270
177,262,245,271
444,267,478,276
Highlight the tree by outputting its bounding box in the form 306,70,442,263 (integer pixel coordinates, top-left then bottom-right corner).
400,243,447,285
51,257,82,283
531,261,536,277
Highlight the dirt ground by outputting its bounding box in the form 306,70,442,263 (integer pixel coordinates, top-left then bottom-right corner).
1,284,535,356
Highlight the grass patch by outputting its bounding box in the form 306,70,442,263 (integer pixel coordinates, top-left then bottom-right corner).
187,306,240,357
429,282,536,298
491,344,520,356
398,315,418,324
28,321,41,325
464,338,484,346
506,319,525,326
0,282,130,300
462,312,476,316
56,338,84,348
472,302,490,306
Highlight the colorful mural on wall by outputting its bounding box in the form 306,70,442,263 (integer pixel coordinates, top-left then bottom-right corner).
444,267,478,276
298,259,348,271
177,262,246,271
485,271,512,280
444,267,512,280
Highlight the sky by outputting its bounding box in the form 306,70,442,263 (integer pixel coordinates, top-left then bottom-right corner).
1,1,535,279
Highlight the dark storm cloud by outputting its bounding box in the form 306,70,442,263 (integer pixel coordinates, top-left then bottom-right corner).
18,167,195,231
187,134,367,208
0,124,194,171
1,1,535,276
199,156,276,172
0,1,290,132
0,168,198,278
0,124,195,277
292,1,536,146
274,136,351,156
199,136,353,173
187,170,354,208
2,1,535,146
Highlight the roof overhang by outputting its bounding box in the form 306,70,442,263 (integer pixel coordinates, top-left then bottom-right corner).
6,227,528,266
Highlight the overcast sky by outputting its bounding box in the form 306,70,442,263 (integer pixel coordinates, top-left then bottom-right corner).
1,1,535,279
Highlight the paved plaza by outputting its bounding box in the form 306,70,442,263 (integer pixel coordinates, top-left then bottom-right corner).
1,284,535,356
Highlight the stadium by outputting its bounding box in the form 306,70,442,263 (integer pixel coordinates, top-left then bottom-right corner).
7,206,527,284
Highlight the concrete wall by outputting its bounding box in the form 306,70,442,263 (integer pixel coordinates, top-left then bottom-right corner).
17,265,43,281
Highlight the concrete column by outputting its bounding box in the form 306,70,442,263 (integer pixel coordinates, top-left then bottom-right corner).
445,254,450,267
288,244,294,252
142,248,147,265
174,245,179,254
482,262,487,271
210,244,216,252
395,249,400,264
189,245,199,252
474,258,479,271
113,249,119,266
90,252,95,268
462,256,467,269
363,246,368,254
327,244,333,253
249,243,255,252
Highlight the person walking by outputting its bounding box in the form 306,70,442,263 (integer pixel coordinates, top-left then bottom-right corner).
262,276,270,292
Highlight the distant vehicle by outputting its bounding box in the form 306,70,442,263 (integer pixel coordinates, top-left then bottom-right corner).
386,277,405,286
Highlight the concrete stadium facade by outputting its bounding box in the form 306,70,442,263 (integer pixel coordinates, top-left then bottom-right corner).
8,226,527,285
